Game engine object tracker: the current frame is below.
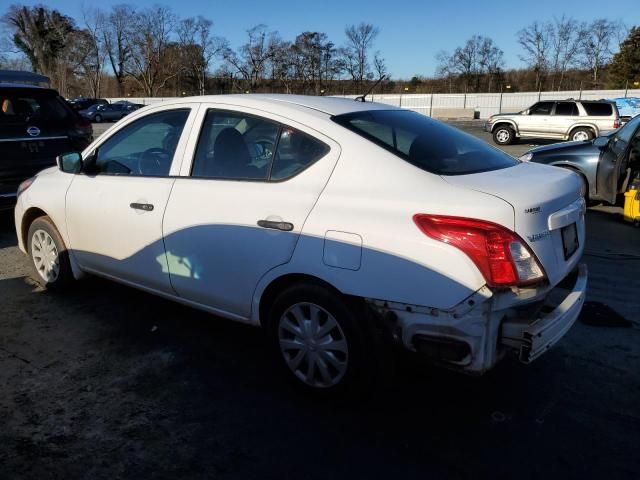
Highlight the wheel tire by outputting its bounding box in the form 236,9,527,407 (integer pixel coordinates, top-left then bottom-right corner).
27,216,74,291
570,127,593,142
493,125,516,145
94,114,102,123
266,283,377,397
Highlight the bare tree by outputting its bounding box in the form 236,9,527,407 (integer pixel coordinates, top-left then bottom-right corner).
341,22,380,92
102,4,134,96
75,7,104,97
580,18,618,87
518,21,553,91
177,16,227,95
124,6,179,97
548,16,584,90
224,25,281,91
478,37,504,92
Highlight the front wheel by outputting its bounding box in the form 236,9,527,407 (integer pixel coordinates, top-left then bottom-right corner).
493,125,515,145
27,216,74,290
267,283,376,396
93,114,102,123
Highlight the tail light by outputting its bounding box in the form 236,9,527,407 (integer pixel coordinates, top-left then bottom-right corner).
413,214,546,288
614,119,621,129
74,117,93,136
17,177,35,197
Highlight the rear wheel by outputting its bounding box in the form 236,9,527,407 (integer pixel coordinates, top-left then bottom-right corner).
493,125,515,145
570,127,594,142
27,216,74,290
94,114,102,123
267,283,376,397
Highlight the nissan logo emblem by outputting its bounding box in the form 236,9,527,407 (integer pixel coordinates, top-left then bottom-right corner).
26,126,41,137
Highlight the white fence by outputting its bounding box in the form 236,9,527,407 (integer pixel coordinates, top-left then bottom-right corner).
108,89,640,119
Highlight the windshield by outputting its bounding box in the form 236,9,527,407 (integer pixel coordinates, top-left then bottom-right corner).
333,109,518,175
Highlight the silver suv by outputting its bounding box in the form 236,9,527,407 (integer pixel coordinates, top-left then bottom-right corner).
485,100,621,145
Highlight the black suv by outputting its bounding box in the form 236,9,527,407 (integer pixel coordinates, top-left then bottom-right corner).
0,84,93,210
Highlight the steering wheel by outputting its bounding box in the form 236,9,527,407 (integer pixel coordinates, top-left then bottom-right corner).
138,147,170,175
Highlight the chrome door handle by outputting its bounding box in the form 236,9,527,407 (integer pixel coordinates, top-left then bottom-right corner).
257,219,294,231
130,202,154,211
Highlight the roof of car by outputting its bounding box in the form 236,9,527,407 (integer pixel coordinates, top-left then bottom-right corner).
181,94,399,116
0,82,51,90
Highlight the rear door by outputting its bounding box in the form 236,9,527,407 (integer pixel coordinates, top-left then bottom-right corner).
162,105,340,318
0,88,76,196
553,101,580,137
596,115,640,204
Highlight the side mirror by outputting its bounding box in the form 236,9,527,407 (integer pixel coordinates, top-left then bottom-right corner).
593,136,610,149
56,152,83,173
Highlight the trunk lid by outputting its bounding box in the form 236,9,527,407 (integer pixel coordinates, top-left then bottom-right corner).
443,163,584,286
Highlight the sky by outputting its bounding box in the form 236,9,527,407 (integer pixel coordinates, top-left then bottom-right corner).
14,0,640,78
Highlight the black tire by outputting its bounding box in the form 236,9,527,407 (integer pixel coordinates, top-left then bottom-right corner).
27,216,74,291
492,125,516,145
94,114,102,123
266,283,377,397
569,127,594,142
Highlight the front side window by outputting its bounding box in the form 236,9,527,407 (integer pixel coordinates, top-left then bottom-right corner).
92,109,189,176
529,102,554,115
333,110,517,176
192,110,329,181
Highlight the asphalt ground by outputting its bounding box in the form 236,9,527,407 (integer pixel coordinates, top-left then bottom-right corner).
0,120,638,480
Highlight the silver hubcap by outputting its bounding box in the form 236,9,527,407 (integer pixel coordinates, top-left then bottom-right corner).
496,129,510,143
278,302,349,388
573,131,589,141
31,229,60,283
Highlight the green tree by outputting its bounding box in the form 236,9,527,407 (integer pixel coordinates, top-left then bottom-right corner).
608,26,640,88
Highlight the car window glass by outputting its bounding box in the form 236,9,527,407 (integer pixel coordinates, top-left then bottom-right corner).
529,102,554,115
555,102,578,116
192,110,280,180
615,115,640,144
271,128,329,180
583,103,613,116
0,92,70,124
333,110,517,175
93,109,189,176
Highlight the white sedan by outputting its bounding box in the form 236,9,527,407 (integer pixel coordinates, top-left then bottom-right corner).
14,95,587,395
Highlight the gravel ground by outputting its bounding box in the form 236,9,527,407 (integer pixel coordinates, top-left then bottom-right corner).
1,120,639,479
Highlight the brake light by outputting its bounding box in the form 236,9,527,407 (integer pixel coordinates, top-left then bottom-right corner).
614,119,621,129
413,214,545,287
17,177,35,197
74,117,93,135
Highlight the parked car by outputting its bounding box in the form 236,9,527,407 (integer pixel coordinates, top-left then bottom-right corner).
610,97,640,122
485,99,621,145
520,114,640,204
79,103,135,122
0,83,92,210
68,98,108,111
14,95,587,394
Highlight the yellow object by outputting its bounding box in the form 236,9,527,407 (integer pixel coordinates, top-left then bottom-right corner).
623,189,640,224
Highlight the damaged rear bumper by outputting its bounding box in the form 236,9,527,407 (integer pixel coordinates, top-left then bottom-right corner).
368,263,588,374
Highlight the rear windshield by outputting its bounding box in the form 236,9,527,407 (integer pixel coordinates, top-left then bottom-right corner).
582,102,613,116
333,109,518,176
0,89,72,125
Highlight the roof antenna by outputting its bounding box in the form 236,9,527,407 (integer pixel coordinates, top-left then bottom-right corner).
355,75,387,102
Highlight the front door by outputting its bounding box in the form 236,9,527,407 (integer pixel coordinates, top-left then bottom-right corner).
519,101,554,136
66,107,194,293
596,115,640,204
162,106,340,318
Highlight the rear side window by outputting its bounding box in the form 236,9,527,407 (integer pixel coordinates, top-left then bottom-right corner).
333,110,518,176
555,102,579,116
582,102,613,116
192,109,329,181
0,90,71,124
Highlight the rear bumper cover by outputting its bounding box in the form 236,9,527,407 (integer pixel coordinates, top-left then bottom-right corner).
368,263,587,374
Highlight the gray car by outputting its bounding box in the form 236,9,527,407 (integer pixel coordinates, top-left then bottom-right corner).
520,115,640,204
79,103,135,123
